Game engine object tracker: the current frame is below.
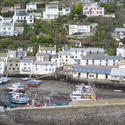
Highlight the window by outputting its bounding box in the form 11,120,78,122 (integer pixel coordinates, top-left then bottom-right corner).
13,68,15,70
30,20,32,22
10,64,12,66
75,50,77,54
16,64,18,66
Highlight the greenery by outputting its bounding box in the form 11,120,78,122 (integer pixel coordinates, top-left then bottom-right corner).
0,0,124,56
101,2,117,13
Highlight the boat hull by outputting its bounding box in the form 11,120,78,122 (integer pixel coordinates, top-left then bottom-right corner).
26,83,39,87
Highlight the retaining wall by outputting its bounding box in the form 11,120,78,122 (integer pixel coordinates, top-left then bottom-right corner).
5,102,125,125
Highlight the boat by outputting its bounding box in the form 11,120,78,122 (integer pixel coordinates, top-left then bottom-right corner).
0,77,11,84
113,90,123,92
7,82,25,93
70,83,96,101
21,77,30,81
26,80,41,87
9,92,30,104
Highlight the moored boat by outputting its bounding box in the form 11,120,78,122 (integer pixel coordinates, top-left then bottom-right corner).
26,80,41,87
70,83,96,101
6,82,25,93
9,92,30,104
0,77,11,84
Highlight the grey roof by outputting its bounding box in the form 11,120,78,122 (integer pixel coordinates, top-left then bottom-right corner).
21,58,34,63
14,27,24,34
110,68,125,76
73,65,112,75
115,28,125,32
82,54,123,60
69,48,105,53
33,61,56,65
16,9,27,16
47,5,58,9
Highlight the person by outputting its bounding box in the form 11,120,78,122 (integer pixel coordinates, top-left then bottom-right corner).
3,104,7,110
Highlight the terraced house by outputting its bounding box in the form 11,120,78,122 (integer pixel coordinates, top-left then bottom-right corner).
83,3,104,17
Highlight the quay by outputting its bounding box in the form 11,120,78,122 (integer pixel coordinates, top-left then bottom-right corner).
1,98,125,125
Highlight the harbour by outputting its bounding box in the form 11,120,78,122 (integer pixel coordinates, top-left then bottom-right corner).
0,77,125,108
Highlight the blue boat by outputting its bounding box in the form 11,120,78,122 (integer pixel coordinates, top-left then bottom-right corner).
26,80,41,87
9,93,30,104
0,77,11,84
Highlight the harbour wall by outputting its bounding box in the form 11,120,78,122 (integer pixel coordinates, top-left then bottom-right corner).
5,101,125,125
7,72,125,90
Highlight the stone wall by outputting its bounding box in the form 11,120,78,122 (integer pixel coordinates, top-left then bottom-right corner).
5,103,125,125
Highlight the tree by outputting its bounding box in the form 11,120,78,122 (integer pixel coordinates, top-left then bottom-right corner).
74,2,83,15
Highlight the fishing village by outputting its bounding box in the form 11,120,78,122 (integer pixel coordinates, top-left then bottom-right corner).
0,0,125,124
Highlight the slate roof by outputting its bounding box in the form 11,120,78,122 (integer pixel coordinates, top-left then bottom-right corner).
21,58,34,63
73,65,112,75
33,61,56,65
69,48,105,53
16,9,27,16
82,54,123,60
115,28,125,32
110,68,125,76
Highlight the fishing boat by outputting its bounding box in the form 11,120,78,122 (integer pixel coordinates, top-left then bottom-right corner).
7,82,25,93
21,77,30,81
26,80,41,87
9,92,30,104
0,77,11,84
70,83,96,101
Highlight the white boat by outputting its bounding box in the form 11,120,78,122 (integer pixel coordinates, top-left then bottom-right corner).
21,77,30,81
113,90,123,92
7,82,25,93
70,84,96,101
0,77,11,84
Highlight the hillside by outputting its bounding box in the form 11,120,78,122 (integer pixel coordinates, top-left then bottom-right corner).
0,0,124,55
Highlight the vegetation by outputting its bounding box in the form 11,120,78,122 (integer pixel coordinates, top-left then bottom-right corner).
0,0,124,55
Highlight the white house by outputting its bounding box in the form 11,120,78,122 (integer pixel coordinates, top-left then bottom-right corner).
37,46,56,55
116,46,125,57
59,7,71,16
26,13,34,24
13,9,27,24
32,61,56,75
73,65,112,80
0,22,14,36
43,2,59,19
83,4,104,17
0,16,14,36
68,47,105,60
32,12,42,19
117,60,125,69
69,23,98,35
112,28,125,41
14,27,24,35
0,58,6,75
7,50,17,58
110,68,125,81
20,58,34,75
36,53,51,62
57,51,78,67
13,9,34,24
80,54,123,66
26,2,37,11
